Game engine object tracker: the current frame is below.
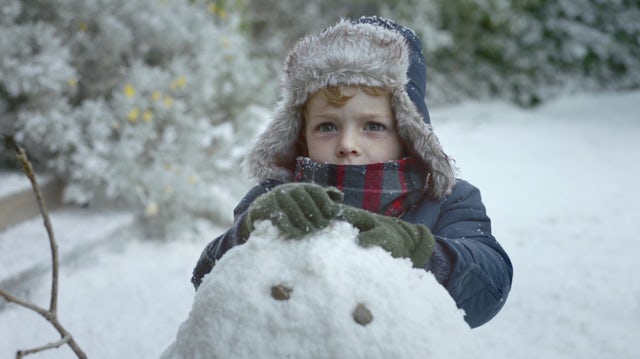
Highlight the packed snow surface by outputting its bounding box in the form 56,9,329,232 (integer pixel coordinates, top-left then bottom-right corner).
161,221,473,359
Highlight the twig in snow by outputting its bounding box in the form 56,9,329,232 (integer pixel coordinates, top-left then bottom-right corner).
0,133,87,359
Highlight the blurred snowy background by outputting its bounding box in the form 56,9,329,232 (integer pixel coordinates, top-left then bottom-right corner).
1,0,639,358
2,0,638,233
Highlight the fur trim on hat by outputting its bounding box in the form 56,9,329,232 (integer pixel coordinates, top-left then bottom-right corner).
243,18,455,199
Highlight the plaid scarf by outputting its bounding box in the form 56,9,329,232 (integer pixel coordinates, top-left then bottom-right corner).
293,157,427,217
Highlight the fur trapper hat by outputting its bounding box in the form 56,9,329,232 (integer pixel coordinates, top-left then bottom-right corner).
243,16,455,199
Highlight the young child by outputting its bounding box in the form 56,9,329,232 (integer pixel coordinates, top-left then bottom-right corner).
192,16,512,328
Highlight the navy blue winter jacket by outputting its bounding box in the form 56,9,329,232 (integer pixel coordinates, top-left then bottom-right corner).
192,178,512,328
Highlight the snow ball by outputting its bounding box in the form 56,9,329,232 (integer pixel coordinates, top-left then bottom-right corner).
161,221,477,359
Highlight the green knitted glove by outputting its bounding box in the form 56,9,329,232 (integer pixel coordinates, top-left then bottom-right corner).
241,183,344,240
339,205,435,268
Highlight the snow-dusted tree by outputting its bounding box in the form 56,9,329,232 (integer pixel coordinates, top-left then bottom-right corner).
1,0,270,235
241,1,378,83
241,0,640,107
383,0,640,106
518,0,640,101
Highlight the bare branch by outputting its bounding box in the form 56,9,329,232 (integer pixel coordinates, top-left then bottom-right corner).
16,335,71,359
5,134,60,313
0,289,50,318
1,133,88,359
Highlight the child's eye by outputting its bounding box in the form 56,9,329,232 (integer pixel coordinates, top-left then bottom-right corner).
318,122,337,132
364,122,386,131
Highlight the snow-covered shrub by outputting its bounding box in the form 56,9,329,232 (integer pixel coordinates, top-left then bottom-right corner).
240,0,640,107
1,0,270,235
241,1,373,83
384,0,640,106
526,0,640,98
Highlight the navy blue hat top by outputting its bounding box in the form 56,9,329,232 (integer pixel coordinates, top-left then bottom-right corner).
353,16,431,124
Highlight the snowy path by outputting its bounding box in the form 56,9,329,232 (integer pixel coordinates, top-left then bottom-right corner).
1,90,639,358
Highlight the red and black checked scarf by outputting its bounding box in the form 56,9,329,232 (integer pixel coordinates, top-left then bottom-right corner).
293,156,427,217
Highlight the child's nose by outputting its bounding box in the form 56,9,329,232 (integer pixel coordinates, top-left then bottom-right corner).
336,132,361,158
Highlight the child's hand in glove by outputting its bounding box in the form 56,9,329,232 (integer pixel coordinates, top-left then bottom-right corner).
241,183,344,239
339,205,435,268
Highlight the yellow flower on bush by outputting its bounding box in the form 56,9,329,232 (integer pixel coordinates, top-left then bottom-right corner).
170,76,187,91
143,109,153,123
163,96,174,107
145,202,159,217
208,2,227,18
124,84,136,98
152,91,162,101
127,108,139,123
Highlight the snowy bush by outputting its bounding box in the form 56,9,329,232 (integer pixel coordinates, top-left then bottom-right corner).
241,0,640,107
1,0,270,235
384,0,640,106
241,1,373,83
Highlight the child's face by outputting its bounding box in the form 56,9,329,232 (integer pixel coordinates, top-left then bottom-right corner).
303,86,405,165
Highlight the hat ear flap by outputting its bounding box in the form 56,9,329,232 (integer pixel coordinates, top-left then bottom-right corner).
242,102,303,181
393,89,455,198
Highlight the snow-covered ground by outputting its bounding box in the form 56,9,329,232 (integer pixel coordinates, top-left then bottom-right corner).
0,171,33,198
1,90,639,358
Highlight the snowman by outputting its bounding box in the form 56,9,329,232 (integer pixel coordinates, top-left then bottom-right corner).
161,220,477,359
